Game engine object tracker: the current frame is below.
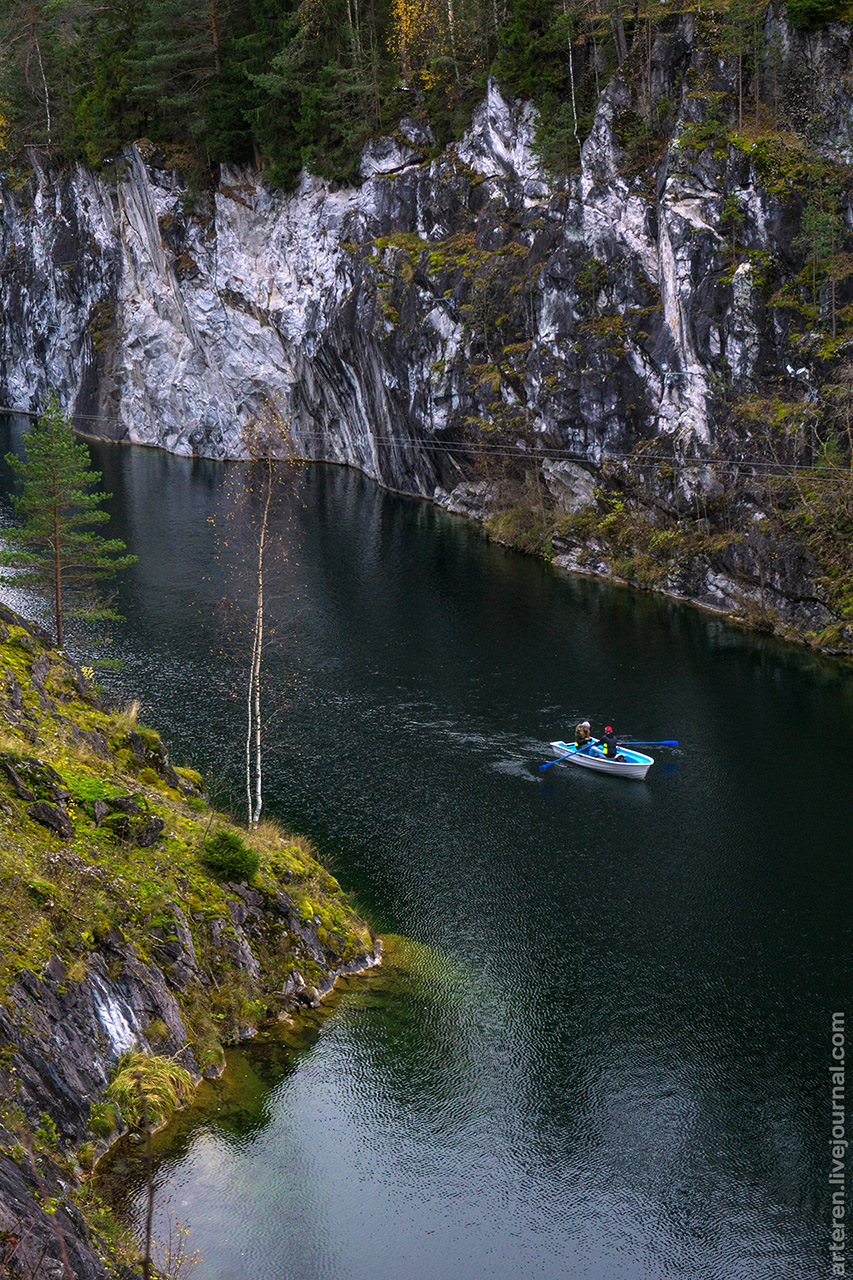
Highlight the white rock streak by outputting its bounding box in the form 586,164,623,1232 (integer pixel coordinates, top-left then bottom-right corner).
91,977,139,1057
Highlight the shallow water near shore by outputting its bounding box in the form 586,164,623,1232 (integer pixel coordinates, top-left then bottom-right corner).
0,426,849,1279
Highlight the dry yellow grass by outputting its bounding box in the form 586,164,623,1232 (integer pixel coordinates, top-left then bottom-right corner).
112,699,141,732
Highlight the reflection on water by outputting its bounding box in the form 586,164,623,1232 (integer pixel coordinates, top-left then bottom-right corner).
0,428,848,1279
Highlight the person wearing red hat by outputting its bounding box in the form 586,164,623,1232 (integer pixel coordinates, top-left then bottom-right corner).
602,726,621,759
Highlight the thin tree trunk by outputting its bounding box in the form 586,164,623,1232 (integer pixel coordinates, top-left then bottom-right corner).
813,252,817,308
609,0,628,65
53,506,62,647
345,0,356,54
52,494,62,645
368,3,381,124
754,15,760,129
139,1084,154,1280
351,0,364,60
831,224,837,339
773,58,778,126
252,571,263,829
25,4,52,151
446,0,459,79
738,48,743,130
247,467,272,827
563,2,581,157
209,0,221,74
246,607,260,823
50,418,63,647
398,0,408,83
36,37,51,149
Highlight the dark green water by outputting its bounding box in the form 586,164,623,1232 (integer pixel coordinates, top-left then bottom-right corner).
1,427,850,1279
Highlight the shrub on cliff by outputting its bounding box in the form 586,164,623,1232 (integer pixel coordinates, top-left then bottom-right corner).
202,828,260,881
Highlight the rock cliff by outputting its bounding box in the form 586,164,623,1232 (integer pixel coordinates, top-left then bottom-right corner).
0,603,380,1278
1,11,852,647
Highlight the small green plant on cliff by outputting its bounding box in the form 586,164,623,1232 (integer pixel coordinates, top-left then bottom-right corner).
557,487,740,589
106,1051,194,1130
484,501,555,555
75,1182,140,1272
768,434,853,638
87,300,116,353
201,828,260,882
88,1101,119,1139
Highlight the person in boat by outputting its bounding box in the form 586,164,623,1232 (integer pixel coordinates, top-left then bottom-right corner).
602,727,624,761
574,720,592,750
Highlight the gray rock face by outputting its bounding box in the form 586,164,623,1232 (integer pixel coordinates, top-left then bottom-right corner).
0,946,192,1279
0,1147,111,1280
0,895,381,1276
27,800,74,838
0,17,851,634
0,949,190,1146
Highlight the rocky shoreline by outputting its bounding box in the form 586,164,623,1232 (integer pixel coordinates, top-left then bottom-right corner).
0,602,381,1278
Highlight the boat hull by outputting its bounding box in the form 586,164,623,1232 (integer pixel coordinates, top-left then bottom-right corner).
549,741,653,780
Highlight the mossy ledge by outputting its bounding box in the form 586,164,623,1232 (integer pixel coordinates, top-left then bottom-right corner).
0,601,381,1278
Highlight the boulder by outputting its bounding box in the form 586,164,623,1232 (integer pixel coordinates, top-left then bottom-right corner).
101,813,164,846
0,757,35,801
104,793,143,815
5,669,23,711
28,802,74,839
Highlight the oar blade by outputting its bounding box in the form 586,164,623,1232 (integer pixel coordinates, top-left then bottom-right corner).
539,746,581,770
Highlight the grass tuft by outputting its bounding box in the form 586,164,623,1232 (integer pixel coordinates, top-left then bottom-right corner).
112,699,141,733
106,1051,195,1130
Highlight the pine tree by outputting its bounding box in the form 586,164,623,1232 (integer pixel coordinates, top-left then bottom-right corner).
1,394,136,648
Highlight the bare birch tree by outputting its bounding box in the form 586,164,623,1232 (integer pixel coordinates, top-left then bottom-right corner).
240,401,303,828
245,456,272,827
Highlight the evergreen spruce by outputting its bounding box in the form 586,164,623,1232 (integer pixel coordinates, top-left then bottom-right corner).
127,0,222,139
1,394,136,648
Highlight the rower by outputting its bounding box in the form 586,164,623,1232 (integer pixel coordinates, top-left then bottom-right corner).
602,726,624,761
574,720,592,750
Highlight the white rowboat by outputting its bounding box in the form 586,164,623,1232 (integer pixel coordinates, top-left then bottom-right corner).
549,740,654,780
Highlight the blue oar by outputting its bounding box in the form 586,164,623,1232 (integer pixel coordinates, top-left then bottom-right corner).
539,740,598,771
619,739,679,748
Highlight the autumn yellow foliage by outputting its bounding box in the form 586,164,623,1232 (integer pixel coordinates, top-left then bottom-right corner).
388,0,450,89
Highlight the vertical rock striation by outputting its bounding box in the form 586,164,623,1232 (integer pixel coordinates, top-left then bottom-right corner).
1,14,852,636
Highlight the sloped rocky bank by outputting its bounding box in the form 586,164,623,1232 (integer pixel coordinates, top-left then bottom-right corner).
2,11,853,649
0,603,380,1278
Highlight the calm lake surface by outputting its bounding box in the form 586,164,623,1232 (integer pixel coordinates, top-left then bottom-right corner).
1,423,850,1280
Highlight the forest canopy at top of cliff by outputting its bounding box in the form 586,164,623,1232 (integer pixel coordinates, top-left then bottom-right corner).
0,0,851,188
